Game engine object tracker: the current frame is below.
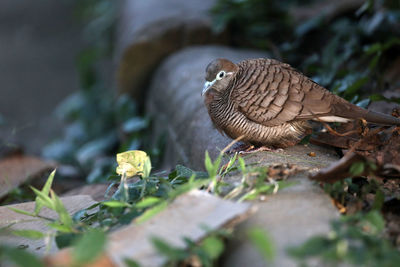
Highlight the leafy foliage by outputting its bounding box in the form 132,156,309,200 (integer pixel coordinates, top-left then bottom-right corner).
0,245,44,267
213,0,400,105
289,211,400,266
72,229,107,264
323,177,384,213
212,0,302,47
41,0,155,184
151,230,229,267
247,227,276,262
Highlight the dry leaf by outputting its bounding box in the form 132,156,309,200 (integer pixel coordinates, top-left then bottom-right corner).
116,150,151,178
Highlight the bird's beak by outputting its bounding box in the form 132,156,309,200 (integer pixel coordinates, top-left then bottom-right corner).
202,80,215,96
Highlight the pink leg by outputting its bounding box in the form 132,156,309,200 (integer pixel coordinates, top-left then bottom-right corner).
226,143,283,154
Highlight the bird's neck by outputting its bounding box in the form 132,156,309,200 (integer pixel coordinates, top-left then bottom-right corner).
208,88,235,126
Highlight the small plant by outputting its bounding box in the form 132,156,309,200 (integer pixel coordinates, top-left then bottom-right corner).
151,229,229,267
3,170,107,266
289,211,400,266
5,149,294,266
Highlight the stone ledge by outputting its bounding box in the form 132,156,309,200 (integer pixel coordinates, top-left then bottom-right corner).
115,0,227,99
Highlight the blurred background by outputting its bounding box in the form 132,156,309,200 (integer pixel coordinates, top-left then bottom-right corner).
0,0,83,155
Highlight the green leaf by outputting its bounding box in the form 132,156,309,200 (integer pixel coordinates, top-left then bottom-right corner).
34,170,56,214
278,181,298,191
247,227,276,262
55,232,81,249
2,246,44,267
124,258,141,267
364,43,382,55
102,200,131,208
214,155,222,175
151,237,187,261
238,156,246,173
42,170,56,196
72,229,106,264
50,190,73,228
205,151,213,176
288,236,331,258
368,53,381,69
363,210,385,234
201,236,225,260
349,161,365,176
8,207,36,217
220,153,238,175
31,187,54,211
175,165,196,178
239,184,274,201
135,202,168,224
372,189,384,210
135,197,161,209
11,230,45,240
204,151,222,178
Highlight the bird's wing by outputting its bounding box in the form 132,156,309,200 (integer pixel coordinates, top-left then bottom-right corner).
232,58,367,126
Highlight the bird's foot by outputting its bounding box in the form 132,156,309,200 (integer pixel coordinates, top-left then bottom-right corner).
225,143,283,154
239,146,284,155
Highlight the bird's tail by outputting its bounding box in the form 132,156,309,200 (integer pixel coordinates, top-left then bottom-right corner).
363,110,400,125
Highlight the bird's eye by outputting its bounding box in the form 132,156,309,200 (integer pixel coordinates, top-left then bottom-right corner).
216,71,225,80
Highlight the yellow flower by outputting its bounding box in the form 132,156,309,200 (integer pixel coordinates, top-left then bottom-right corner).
116,150,151,178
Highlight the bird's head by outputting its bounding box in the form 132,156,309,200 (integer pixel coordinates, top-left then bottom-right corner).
202,58,239,96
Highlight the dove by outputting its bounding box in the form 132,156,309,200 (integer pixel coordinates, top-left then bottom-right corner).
202,58,400,148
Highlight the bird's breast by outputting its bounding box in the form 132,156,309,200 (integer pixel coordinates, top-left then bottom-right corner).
203,89,218,107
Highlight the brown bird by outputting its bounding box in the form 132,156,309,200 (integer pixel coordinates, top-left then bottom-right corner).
202,58,400,148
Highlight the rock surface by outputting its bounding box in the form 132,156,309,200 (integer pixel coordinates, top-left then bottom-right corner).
222,145,339,267
0,155,56,199
62,183,110,201
115,0,227,99
147,45,340,266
